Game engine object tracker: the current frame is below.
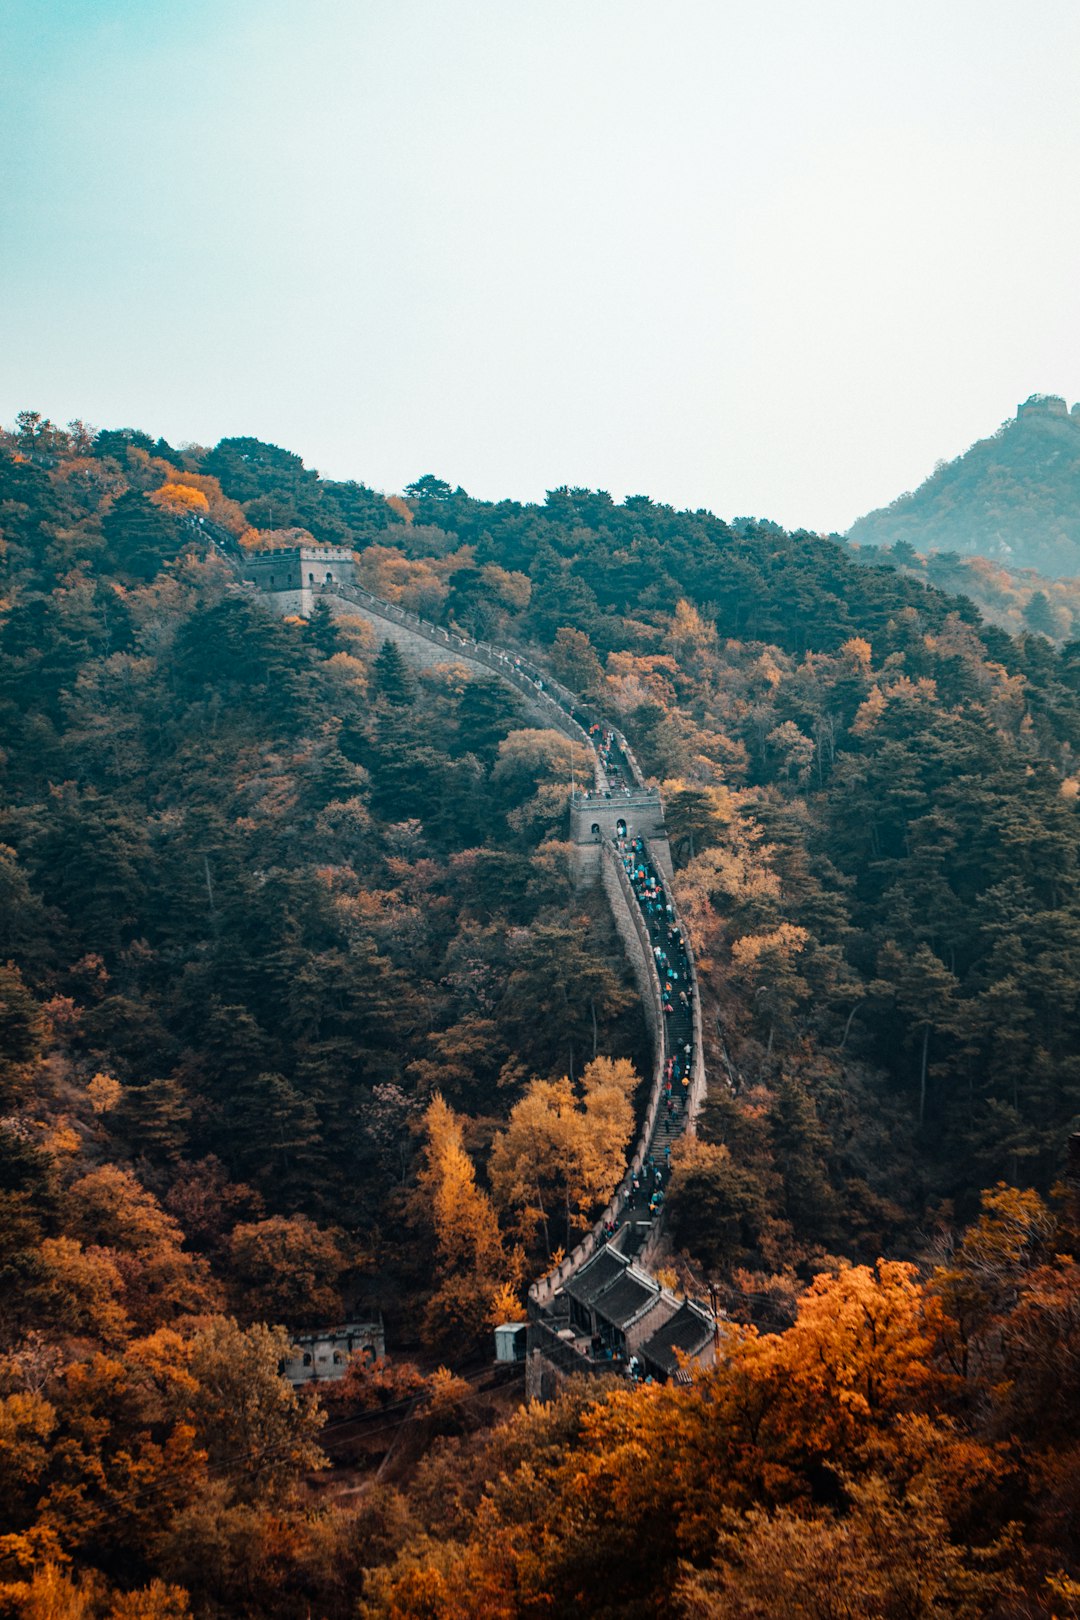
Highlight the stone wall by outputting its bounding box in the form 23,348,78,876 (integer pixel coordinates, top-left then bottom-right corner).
643,836,709,1130
601,847,663,1049
259,579,596,746
323,595,491,671
528,840,670,1316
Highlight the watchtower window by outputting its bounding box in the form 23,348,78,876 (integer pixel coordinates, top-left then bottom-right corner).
325,571,333,583
308,572,315,584
591,823,601,840
616,819,627,839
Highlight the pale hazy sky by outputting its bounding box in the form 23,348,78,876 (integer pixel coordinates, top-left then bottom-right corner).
3,1,1079,533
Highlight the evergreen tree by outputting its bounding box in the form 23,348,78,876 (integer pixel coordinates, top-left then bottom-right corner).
371,638,415,706
768,1073,842,1244
303,598,341,657
1023,590,1057,637
454,676,523,764
101,490,184,580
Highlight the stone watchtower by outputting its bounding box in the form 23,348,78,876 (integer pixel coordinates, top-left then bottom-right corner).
1016,393,1069,421
242,546,356,616
570,789,673,886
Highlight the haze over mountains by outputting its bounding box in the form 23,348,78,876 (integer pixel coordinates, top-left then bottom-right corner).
849,394,1080,579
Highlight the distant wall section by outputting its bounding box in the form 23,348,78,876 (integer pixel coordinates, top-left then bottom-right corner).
1017,393,1071,420
250,565,594,748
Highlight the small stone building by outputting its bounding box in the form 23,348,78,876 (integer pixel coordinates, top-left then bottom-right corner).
494,1322,528,1363
564,1248,678,1362
282,1313,385,1386
550,1247,719,1380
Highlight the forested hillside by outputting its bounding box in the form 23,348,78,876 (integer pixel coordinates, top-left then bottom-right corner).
2,410,1079,1616
849,394,1080,577
865,546,1080,644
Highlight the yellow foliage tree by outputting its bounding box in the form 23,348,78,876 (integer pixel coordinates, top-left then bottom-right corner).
487,1279,523,1327
227,1215,349,1325
86,1073,122,1115
673,1473,1013,1619
0,1390,57,1526
761,1260,945,1460
479,563,531,610
419,1097,505,1278
841,635,873,671
550,627,603,694
417,1097,509,1350
851,684,887,734
149,483,208,516
422,1365,473,1424
730,924,811,1050
355,544,449,616
385,494,413,524
668,597,718,666
66,1167,221,1328
145,464,246,532
489,1058,636,1254
492,729,592,798
33,1236,131,1344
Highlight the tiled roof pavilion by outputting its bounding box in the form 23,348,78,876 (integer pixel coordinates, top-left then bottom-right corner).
638,1300,716,1378
563,1246,711,1368
595,1269,667,1333
564,1247,627,1311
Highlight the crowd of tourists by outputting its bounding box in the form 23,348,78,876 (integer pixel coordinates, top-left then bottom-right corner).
573,721,637,799
592,723,622,785
616,833,696,1214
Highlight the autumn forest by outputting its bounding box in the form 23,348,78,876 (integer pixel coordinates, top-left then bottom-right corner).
1,411,1079,1617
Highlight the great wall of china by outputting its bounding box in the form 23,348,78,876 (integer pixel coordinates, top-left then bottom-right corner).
200,525,721,1391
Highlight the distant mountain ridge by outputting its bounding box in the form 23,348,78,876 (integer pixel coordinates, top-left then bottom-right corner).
848,393,1080,578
